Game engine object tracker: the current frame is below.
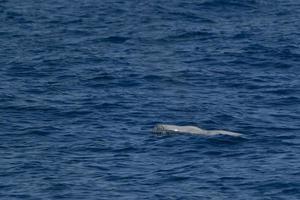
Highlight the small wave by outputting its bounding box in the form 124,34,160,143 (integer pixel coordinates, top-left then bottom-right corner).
200,0,258,9
263,88,298,96
143,74,192,87
168,11,216,23
101,36,129,44
22,129,51,136
87,73,117,82
268,96,299,106
159,31,215,42
19,125,62,136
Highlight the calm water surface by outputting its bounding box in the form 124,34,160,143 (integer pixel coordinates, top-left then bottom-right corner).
0,0,300,199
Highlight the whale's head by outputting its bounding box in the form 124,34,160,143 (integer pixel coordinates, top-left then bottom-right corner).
153,124,179,134
153,124,166,133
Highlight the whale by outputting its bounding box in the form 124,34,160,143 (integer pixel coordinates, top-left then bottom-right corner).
153,124,242,137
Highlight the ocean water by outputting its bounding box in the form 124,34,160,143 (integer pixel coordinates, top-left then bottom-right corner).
0,0,300,199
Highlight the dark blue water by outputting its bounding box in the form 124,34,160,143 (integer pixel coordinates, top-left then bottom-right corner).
1,0,300,199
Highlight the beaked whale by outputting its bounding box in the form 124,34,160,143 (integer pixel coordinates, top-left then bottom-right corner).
153,124,242,137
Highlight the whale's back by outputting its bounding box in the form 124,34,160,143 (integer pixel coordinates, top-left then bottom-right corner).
208,130,243,137
153,124,242,137
154,124,208,134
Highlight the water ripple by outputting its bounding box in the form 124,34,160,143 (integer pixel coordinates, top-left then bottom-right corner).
1,0,299,199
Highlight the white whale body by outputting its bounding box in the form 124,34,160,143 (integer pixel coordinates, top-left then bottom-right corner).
153,124,242,137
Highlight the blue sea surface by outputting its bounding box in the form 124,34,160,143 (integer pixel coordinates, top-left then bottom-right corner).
1,0,300,199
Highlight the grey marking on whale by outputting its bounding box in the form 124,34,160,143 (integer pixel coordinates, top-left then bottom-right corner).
153,124,242,137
